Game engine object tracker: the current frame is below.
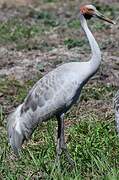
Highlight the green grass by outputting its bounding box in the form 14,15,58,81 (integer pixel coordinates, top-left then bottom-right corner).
0,3,117,51
81,84,117,101
0,78,119,179
64,38,87,49
0,112,119,179
0,10,59,50
67,19,81,29
0,19,42,43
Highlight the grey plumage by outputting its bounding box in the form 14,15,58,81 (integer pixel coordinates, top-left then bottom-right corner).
7,5,115,164
7,104,25,155
114,90,119,134
7,63,88,155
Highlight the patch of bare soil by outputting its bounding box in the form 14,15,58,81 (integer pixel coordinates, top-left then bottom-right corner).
0,46,85,80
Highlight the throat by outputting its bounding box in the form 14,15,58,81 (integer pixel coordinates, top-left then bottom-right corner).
89,52,101,73
80,14,101,73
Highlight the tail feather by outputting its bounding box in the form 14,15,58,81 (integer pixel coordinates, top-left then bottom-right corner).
9,128,24,156
7,104,24,156
7,103,37,155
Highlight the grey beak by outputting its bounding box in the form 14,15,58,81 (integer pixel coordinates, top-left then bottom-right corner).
95,11,116,24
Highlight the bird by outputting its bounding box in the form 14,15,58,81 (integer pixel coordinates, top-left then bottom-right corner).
114,90,119,134
7,4,115,165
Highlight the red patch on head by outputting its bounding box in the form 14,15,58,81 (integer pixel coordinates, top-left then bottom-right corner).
80,6,88,14
80,5,94,19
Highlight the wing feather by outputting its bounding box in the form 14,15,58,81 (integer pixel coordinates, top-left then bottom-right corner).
21,65,79,117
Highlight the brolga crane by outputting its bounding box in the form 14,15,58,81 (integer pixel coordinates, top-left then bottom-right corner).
114,91,119,134
7,5,115,165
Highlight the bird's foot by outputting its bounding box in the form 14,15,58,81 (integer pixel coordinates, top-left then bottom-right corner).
55,138,62,164
56,145,75,167
62,147,75,167
55,156,61,167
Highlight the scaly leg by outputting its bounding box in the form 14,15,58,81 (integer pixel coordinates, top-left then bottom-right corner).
56,114,75,166
56,114,63,163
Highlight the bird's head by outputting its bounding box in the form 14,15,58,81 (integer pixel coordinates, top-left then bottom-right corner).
80,4,115,24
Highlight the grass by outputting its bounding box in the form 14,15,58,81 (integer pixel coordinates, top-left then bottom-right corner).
0,2,117,52
0,78,118,179
0,19,42,43
0,9,59,50
0,77,43,106
64,38,87,49
81,84,117,101
0,111,119,179
0,3,117,51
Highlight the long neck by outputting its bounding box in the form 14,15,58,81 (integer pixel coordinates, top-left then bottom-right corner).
80,14,101,72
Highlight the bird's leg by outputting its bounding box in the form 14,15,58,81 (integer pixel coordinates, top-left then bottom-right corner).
56,114,75,166
56,115,62,163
